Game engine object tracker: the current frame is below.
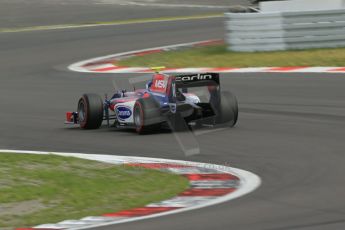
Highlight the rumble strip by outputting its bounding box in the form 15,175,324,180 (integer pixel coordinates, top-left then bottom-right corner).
68,40,345,74
0,150,260,230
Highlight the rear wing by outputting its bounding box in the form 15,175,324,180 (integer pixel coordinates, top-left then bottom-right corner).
174,73,220,88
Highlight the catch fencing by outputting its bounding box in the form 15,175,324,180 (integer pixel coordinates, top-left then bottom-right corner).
225,9,345,52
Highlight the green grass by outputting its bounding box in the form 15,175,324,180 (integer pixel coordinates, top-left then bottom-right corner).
118,45,345,68
0,153,189,229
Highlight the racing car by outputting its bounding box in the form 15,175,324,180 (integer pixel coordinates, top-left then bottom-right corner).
65,71,238,134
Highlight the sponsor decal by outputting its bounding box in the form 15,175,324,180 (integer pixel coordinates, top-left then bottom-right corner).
151,74,168,93
175,74,213,82
116,106,132,121
155,80,166,89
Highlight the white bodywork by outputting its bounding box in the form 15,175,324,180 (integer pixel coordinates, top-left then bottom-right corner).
112,93,200,125
184,93,201,104
114,101,136,124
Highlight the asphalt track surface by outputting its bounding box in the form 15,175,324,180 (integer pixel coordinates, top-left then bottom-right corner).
0,0,236,28
1,1,345,230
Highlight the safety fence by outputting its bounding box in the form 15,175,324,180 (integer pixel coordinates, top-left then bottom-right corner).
225,9,345,52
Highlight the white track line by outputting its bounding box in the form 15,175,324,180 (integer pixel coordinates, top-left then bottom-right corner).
96,0,230,9
68,40,221,73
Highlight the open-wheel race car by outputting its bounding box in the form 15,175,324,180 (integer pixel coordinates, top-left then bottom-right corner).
65,70,238,134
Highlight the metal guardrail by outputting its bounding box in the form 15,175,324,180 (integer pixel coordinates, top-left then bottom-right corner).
225,9,345,52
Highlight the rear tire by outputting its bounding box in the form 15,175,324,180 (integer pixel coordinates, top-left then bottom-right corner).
133,97,161,134
214,91,238,127
77,94,103,129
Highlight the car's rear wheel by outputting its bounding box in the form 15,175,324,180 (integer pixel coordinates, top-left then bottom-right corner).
133,98,161,134
78,94,103,129
214,91,238,127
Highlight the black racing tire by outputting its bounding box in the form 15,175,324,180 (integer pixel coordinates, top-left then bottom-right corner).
215,91,238,127
77,93,103,129
133,97,161,134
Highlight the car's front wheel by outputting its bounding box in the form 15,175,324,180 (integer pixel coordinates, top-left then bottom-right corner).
77,93,103,129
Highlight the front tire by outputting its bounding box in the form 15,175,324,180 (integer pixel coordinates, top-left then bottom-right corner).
77,94,103,129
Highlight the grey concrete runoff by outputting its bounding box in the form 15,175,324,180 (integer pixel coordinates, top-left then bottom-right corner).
0,4,345,230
